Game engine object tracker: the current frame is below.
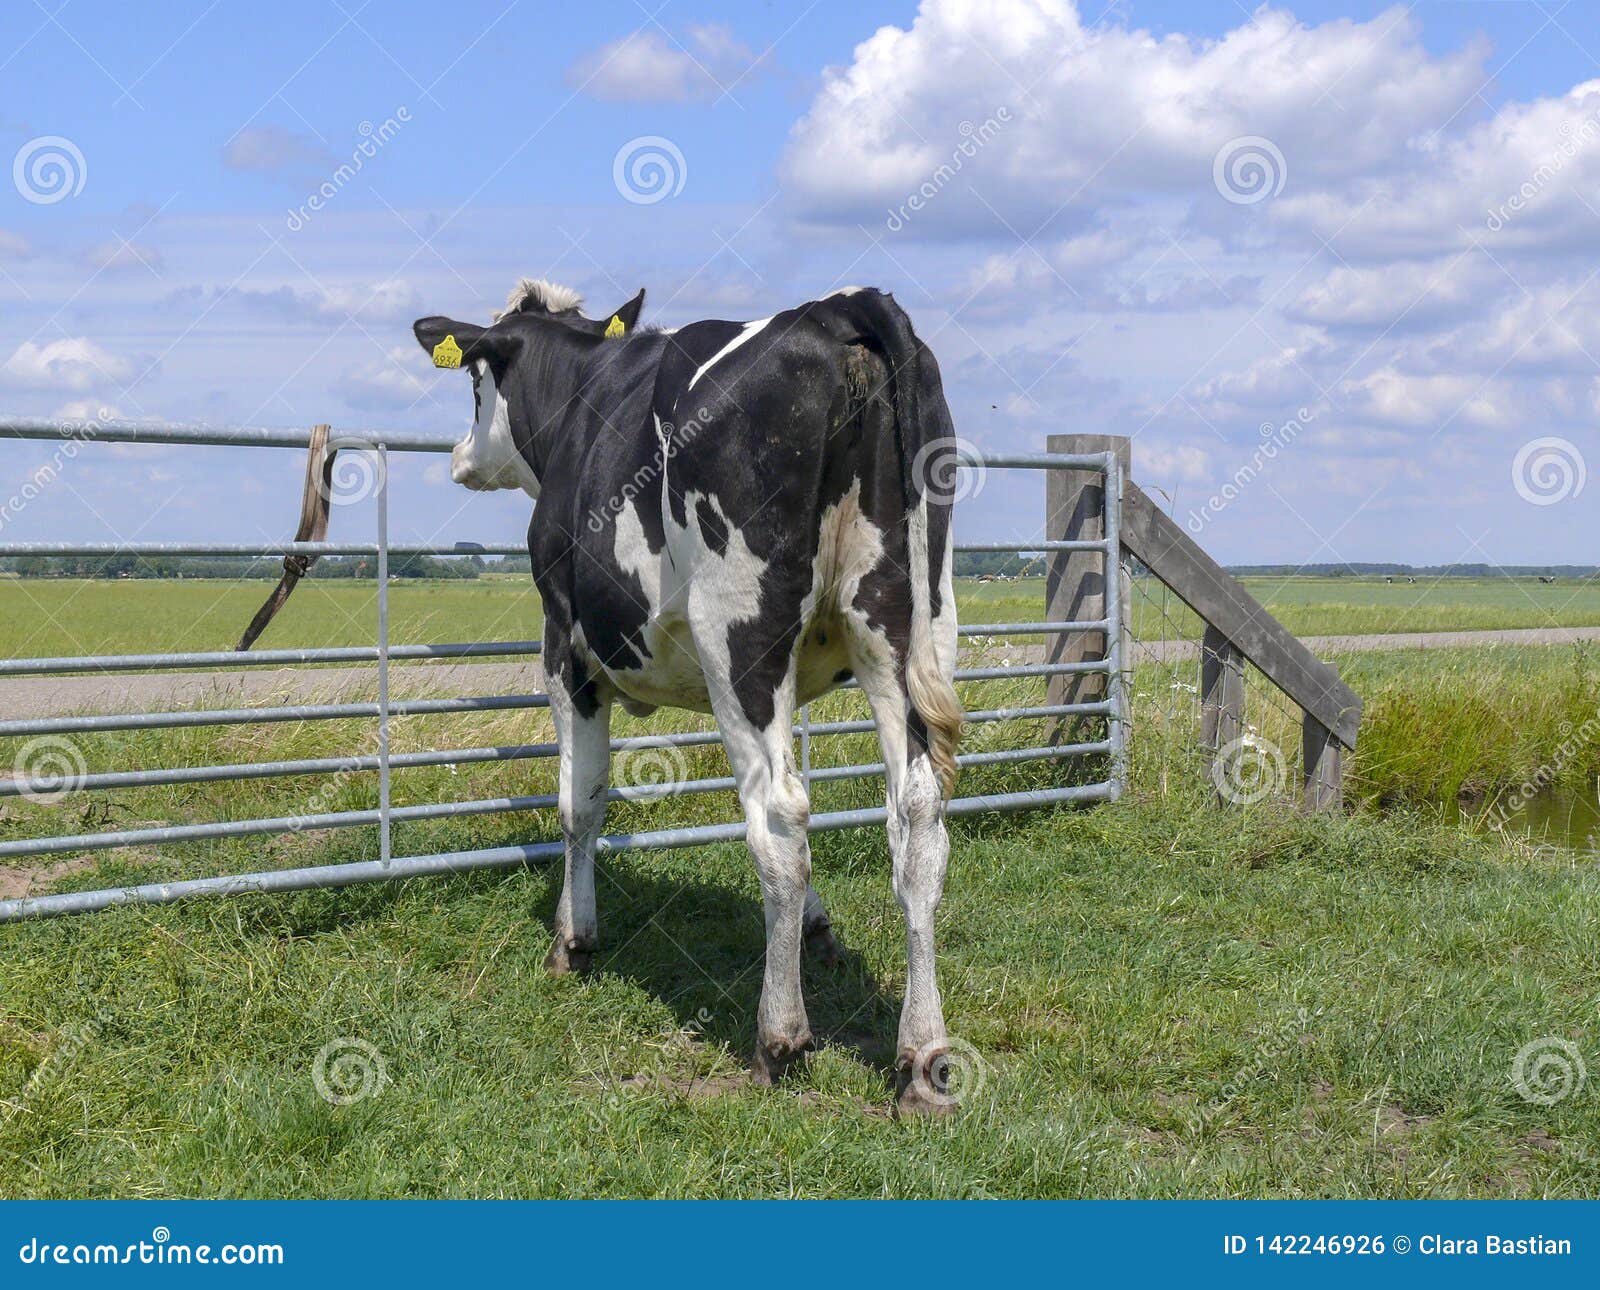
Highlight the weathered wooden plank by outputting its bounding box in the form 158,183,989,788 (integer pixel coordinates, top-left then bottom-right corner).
1043,435,1131,741
1119,482,1362,748
1199,625,1244,794
1302,712,1344,812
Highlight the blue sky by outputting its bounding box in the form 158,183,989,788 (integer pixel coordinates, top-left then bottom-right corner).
2,0,1597,564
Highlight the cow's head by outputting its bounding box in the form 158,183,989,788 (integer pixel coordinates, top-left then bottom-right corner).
413,278,646,497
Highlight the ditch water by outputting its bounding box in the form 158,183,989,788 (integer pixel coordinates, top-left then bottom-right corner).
1449,783,1600,855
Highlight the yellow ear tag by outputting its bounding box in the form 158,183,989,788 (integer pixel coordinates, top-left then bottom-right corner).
431,334,463,369
604,314,626,339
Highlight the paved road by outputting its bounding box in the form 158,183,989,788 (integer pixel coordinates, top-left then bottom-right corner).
3,626,1598,721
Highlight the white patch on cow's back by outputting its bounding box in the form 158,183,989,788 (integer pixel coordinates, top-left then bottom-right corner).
687,317,773,392
830,285,866,297
450,360,539,496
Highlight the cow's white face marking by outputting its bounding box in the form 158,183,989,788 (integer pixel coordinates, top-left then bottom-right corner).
450,360,539,497
688,317,774,392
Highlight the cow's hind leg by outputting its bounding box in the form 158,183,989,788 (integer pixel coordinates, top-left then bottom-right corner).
844,619,954,1115
545,679,611,976
705,680,815,1084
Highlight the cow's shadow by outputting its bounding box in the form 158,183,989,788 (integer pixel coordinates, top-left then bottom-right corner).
546,858,902,1076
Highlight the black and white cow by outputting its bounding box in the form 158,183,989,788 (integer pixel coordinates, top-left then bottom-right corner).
413,279,963,1111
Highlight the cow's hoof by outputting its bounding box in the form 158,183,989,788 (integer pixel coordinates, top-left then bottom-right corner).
751,1033,815,1086
804,921,842,966
544,937,594,976
894,1048,957,1118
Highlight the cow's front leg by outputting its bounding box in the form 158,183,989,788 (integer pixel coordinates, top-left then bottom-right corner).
545,679,611,976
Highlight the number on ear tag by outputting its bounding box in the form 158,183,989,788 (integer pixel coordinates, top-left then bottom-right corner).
432,334,463,368
605,314,626,338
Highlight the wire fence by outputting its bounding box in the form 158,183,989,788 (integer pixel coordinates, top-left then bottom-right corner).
1122,564,1311,806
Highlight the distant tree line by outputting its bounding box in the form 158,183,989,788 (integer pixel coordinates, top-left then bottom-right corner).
0,554,487,580
1225,562,1599,579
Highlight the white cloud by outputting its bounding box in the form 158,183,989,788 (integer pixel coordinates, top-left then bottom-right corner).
568,24,766,103
84,239,165,273
332,345,433,411
222,125,333,176
2,339,134,392
53,399,123,420
1337,366,1507,429
781,0,1485,235
316,279,421,322
1270,79,1600,259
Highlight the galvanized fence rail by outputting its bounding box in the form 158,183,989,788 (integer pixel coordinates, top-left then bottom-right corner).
0,417,1125,922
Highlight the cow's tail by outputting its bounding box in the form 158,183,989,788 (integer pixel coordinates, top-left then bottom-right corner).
844,290,963,799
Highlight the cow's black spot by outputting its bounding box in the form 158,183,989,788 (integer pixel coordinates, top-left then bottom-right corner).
695,497,729,557
833,668,852,684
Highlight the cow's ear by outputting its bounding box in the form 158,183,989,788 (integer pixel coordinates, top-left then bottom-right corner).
603,289,645,335
413,316,486,371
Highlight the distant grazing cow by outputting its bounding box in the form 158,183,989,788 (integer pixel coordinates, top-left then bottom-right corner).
1539,575,1557,584
414,279,964,1112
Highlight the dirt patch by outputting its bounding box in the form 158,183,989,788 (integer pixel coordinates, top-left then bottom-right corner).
0,857,95,901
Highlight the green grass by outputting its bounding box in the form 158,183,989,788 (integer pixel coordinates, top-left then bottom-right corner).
2,792,1596,1198
5,573,1600,660
3,578,1599,1197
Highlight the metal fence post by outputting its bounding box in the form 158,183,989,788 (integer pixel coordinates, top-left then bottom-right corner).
376,441,392,865
1101,449,1127,799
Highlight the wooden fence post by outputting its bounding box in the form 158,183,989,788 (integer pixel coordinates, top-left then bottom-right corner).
1044,434,1131,744
1302,674,1344,812
1199,624,1244,797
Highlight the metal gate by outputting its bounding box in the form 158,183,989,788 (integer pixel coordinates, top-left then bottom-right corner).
0,417,1125,922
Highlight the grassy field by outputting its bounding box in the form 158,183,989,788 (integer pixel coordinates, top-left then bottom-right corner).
2,577,1599,1197
3,572,1600,659
2,788,1596,1198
